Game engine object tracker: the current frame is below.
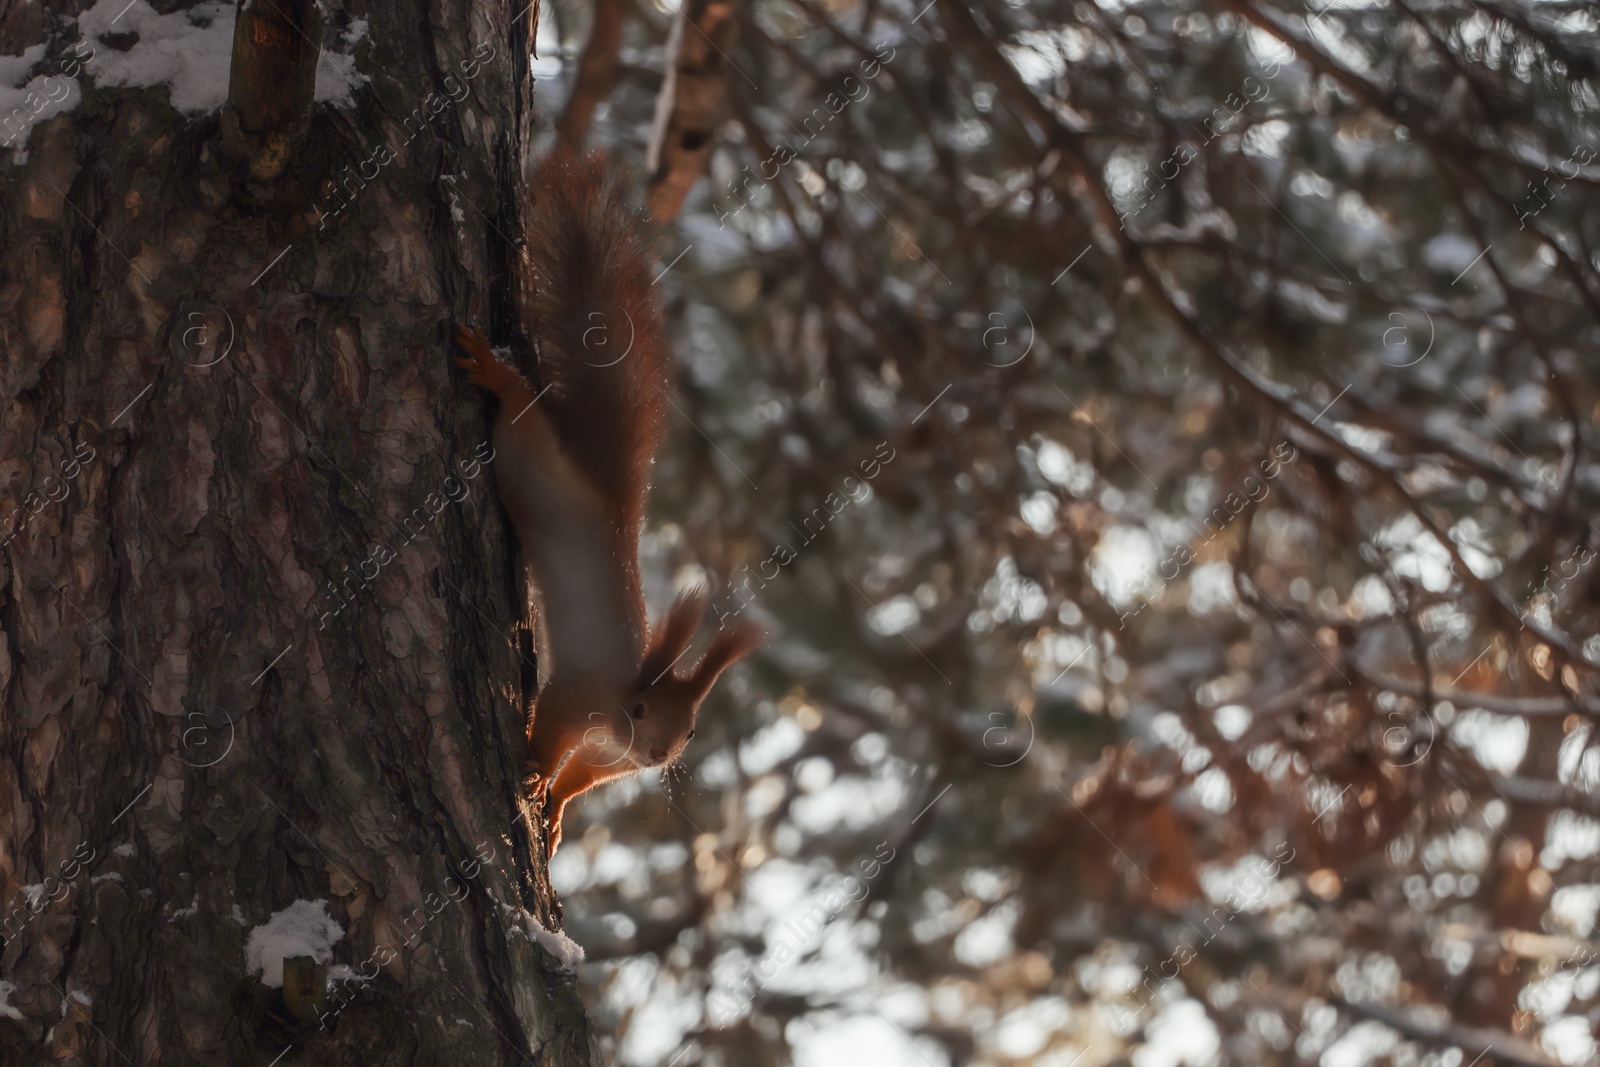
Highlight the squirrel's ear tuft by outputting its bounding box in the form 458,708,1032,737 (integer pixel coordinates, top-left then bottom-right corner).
685,622,763,704
639,585,710,686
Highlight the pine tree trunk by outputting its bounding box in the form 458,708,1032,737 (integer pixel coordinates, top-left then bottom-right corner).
0,2,596,1063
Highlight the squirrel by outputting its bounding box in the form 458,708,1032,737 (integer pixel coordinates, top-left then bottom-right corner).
454,148,761,855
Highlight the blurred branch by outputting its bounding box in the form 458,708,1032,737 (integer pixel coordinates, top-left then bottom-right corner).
1351,665,1599,717
941,0,1600,680
1494,775,1600,821
1217,0,1600,318
555,0,626,146
1335,996,1564,1067
646,0,745,221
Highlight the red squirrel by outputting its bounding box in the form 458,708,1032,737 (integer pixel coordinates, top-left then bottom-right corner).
455,148,760,854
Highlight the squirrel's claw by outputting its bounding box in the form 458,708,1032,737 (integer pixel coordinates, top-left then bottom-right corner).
455,323,490,352
453,324,494,372
524,769,564,854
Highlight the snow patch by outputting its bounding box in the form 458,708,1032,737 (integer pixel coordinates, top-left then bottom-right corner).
245,899,345,989
1276,278,1349,324
112,843,136,857
1422,233,1481,274
0,43,83,161
59,990,92,1017
0,980,22,1021
77,0,365,115
78,1,236,114
0,44,47,88
312,47,363,109
325,963,368,985
503,905,584,971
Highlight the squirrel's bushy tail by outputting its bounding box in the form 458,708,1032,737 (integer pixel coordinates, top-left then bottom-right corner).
519,147,670,539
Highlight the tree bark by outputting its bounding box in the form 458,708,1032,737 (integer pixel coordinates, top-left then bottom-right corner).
0,1,596,1063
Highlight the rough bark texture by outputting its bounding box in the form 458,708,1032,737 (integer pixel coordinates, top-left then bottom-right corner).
0,1,596,1063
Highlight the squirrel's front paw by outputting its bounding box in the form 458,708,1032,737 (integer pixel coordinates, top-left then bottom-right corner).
523,759,551,799
547,799,569,856
454,323,492,358
453,324,496,378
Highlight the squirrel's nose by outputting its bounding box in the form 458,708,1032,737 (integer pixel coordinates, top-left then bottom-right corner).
650,748,669,763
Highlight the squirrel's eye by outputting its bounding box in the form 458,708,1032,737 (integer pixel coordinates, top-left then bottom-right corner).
631,704,645,719
686,730,696,741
